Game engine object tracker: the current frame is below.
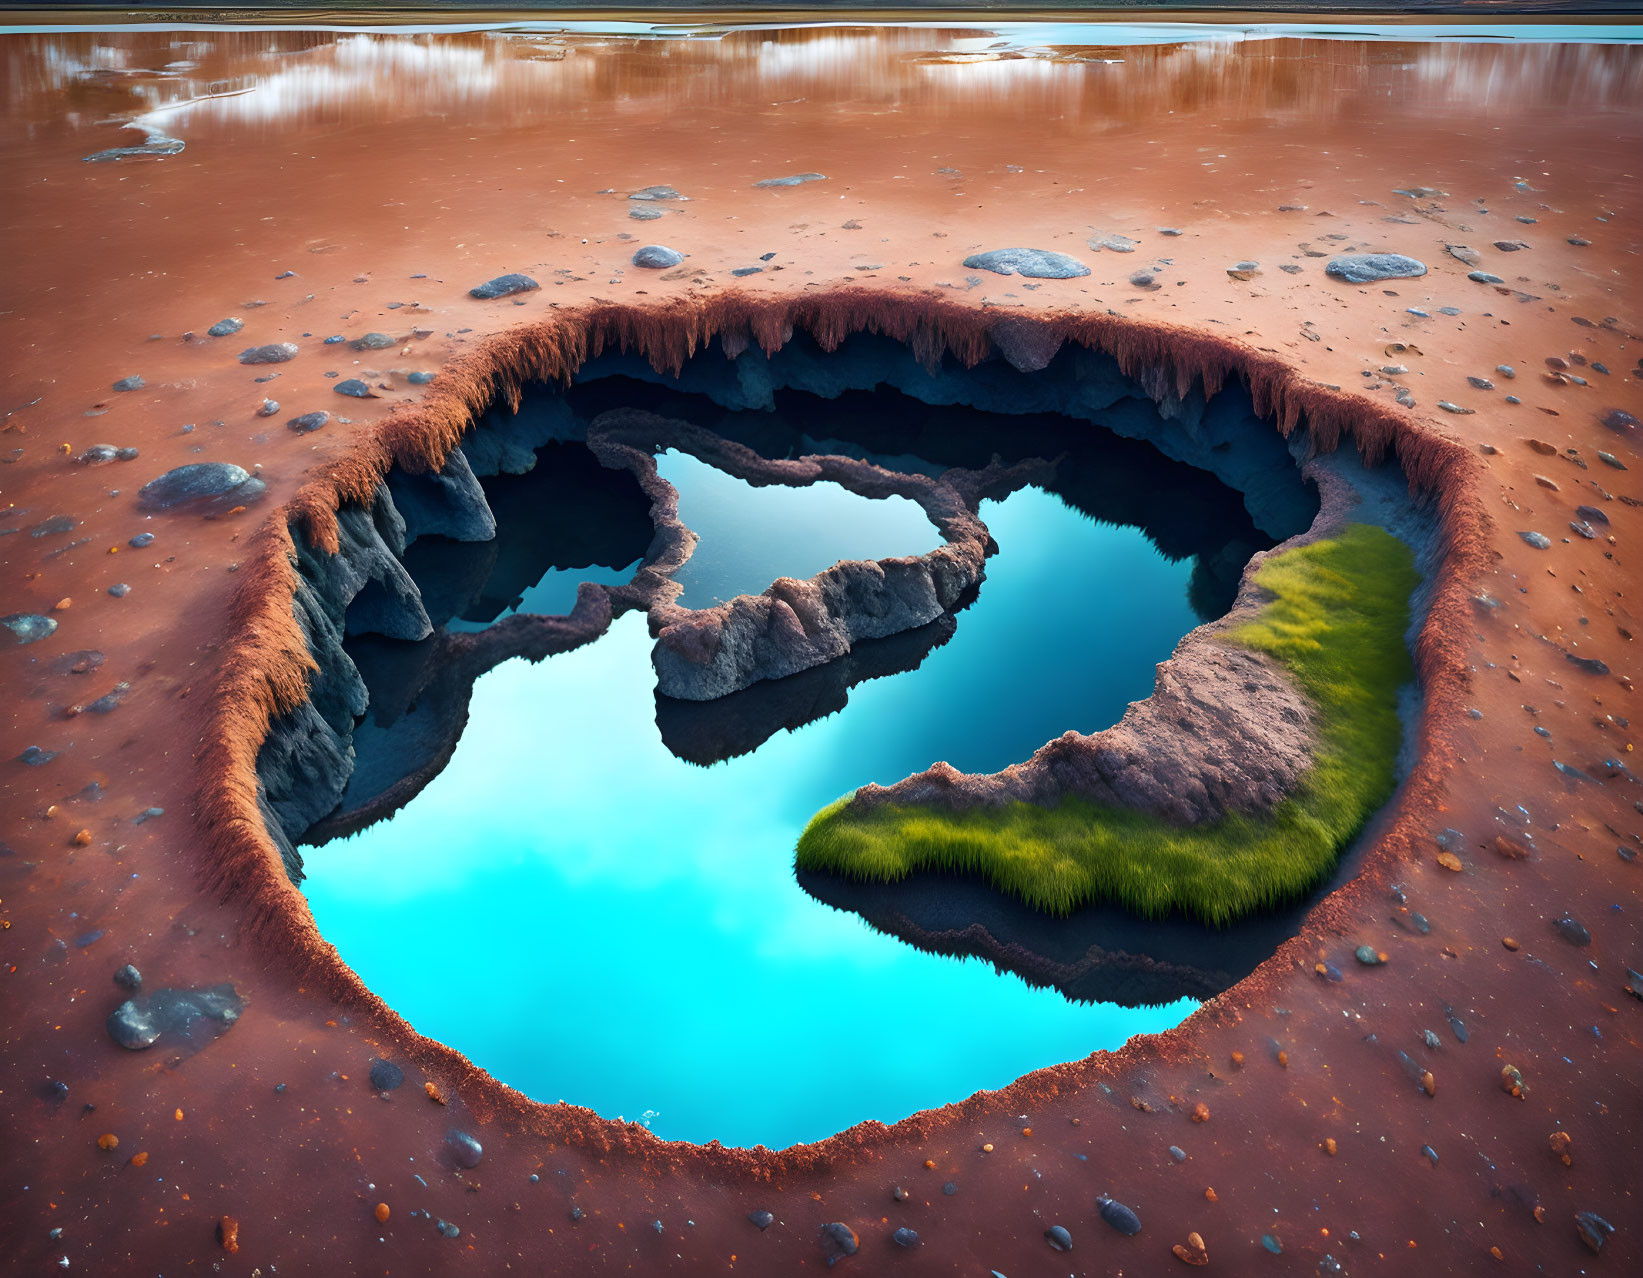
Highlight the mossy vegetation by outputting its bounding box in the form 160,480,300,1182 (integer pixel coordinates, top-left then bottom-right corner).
795,523,1419,926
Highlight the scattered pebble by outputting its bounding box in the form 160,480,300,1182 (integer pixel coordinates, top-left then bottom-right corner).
1098,1196,1142,1236
469,273,539,299
238,343,298,365
445,1128,483,1168
633,245,686,269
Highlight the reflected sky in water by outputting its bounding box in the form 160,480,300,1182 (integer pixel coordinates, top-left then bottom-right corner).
304,485,1201,1148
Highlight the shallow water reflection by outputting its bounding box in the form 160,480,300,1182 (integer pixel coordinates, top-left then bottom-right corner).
6,24,1641,143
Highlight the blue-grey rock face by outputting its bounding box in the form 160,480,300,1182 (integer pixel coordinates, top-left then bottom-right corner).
106,984,243,1051
207,317,244,337
633,245,685,269
961,248,1090,279
334,379,377,399
238,343,299,365
469,273,539,299
3,613,57,645
1325,253,1428,284
137,462,266,513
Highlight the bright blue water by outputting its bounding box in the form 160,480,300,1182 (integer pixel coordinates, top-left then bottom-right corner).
304,484,1201,1149
658,449,939,609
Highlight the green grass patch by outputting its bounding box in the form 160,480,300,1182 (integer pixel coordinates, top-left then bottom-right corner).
795,523,1419,926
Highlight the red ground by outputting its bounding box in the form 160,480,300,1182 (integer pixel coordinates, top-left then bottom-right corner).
2,24,1639,1275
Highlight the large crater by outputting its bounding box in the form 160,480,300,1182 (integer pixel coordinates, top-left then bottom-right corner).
242,306,1445,1142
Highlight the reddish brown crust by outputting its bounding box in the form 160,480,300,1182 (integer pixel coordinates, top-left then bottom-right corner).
191,291,1490,1176
5,30,1639,1274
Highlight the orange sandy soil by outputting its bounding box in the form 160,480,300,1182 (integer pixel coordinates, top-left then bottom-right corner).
2,26,1640,1275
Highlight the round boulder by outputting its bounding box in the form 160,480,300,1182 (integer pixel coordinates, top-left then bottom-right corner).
633,245,686,269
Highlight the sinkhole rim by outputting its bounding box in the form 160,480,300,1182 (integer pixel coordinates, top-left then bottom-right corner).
209,292,1485,1164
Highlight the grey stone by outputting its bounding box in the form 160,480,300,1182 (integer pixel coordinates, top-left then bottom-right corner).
629,185,687,201
113,964,141,990
3,613,57,645
31,514,75,537
351,332,395,351
628,206,663,221
238,343,298,365
961,248,1089,279
112,375,145,392
138,462,266,513
1325,253,1428,284
408,371,436,385
1551,915,1591,946
469,273,539,300
334,379,378,398
1519,530,1551,549
445,1128,483,1168
1097,1196,1142,1235
289,411,331,433
1576,1211,1614,1255
257,399,279,417
207,318,244,337
1468,271,1504,284
1087,232,1138,252
368,1058,404,1091
893,1226,919,1247
106,983,243,1051
820,1222,858,1259
633,245,686,269
754,173,826,187
748,1210,774,1230
1045,1225,1073,1252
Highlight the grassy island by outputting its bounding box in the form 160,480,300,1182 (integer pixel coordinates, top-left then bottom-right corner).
795,523,1419,926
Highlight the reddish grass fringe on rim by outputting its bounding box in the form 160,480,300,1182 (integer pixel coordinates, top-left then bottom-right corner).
193,289,1490,1169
